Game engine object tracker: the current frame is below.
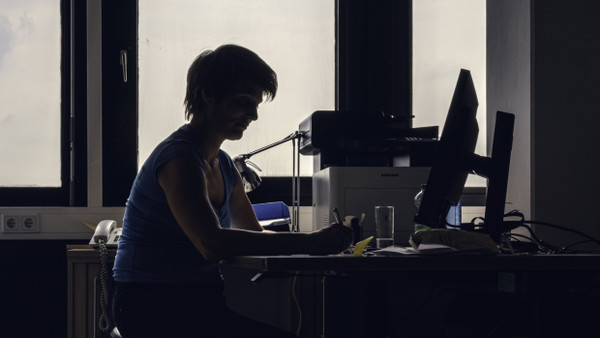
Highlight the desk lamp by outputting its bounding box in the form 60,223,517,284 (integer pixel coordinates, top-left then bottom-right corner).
233,131,305,232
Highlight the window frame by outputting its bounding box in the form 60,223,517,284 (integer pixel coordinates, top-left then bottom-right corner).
101,0,138,207
0,0,485,210
252,0,416,206
0,0,88,207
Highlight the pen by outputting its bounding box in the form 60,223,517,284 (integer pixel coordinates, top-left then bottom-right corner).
332,207,343,225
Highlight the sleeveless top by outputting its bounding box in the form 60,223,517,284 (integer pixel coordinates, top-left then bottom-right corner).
113,124,238,284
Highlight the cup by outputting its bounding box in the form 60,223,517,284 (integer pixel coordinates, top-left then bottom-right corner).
374,206,394,248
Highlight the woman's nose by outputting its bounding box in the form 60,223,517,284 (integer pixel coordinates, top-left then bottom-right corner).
247,107,258,121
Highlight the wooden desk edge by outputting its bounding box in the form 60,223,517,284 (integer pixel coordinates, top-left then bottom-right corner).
221,253,600,273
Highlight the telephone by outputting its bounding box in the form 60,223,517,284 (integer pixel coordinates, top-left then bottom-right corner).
89,219,122,248
89,219,121,333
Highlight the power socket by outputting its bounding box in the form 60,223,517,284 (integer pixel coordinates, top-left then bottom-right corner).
21,214,40,232
1,214,40,233
1,215,20,233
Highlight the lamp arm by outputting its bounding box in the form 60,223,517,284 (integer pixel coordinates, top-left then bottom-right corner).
237,131,304,160
233,130,304,231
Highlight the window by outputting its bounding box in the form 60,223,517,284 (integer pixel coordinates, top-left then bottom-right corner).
138,0,335,177
1,0,484,211
0,0,82,207
413,0,486,187
0,1,62,187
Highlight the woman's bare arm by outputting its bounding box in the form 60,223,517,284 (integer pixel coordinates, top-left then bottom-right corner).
158,157,352,261
228,172,263,231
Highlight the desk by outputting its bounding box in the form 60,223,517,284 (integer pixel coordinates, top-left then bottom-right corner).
223,253,600,272
67,245,116,338
66,246,297,337
68,246,600,337
222,253,600,338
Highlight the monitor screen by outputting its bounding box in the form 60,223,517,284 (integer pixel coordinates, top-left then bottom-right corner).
413,69,515,242
413,69,479,229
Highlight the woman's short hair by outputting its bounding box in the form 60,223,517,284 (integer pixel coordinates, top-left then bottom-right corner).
184,44,278,120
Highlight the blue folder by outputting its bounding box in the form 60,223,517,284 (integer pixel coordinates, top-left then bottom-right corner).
252,201,291,232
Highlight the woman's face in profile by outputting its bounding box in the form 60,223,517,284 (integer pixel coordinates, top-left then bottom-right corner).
205,87,263,141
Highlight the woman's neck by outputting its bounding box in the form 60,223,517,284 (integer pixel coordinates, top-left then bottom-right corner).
188,118,223,162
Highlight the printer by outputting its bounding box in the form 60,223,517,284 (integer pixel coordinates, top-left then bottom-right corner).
299,111,437,245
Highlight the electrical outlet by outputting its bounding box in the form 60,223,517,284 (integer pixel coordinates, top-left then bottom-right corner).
2,215,21,233
21,214,40,232
1,214,41,233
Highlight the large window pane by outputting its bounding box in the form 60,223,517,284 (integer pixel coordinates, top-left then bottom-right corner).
413,0,486,186
138,0,335,176
0,0,61,187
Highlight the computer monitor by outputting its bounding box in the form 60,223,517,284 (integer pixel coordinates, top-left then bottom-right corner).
413,69,515,242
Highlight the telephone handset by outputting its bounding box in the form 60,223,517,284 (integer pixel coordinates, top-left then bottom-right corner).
89,219,121,248
89,219,121,333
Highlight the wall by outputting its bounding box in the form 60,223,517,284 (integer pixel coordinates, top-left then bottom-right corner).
488,0,600,249
0,240,87,337
486,0,532,220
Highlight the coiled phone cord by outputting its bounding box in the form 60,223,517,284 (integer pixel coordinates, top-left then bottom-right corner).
98,240,111,332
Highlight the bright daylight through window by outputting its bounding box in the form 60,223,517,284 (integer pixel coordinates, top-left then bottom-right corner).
0,0,486,188
0,0,61,187
413,0,486,186
138,0,335,177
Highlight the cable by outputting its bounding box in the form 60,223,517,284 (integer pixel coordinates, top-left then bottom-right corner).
498,211,600,253
459,209,600,253
505,233,530,242
566,240,600,253
291,272,302,336
523,220,600,248
505,233,542,249
430,207,599,254
98,240,111,332
517,224,549,249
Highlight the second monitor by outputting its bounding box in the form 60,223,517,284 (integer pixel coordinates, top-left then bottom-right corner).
414,69,515,243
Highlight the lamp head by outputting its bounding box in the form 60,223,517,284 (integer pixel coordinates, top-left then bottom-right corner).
233,156,262,193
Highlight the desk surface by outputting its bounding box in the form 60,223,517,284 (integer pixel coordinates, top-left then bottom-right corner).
222,253,600,273
67,245,600,273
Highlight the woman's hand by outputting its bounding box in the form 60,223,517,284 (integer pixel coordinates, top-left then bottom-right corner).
309,223,354,255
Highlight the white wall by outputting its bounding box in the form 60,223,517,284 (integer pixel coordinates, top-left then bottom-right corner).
488,0,600,249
